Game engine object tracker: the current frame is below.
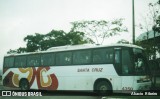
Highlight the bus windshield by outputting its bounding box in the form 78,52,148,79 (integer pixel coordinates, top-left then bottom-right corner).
133,48,149,75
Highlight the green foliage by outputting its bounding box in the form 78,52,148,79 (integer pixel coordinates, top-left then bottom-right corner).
7,19,127,53
138,0,160,59
7,29,94,53
24,33,44,52
136,40,155,59
71,19,128,44
153,15,160,33
40,30,67,50
66,31,94,45
7,49,18,54
148,1,160,33
117,39,130,44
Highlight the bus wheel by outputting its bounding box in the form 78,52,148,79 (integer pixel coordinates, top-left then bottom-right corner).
19,79,29,90
95,81,112,95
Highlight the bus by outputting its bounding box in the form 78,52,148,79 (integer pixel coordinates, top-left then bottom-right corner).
2,44,151,94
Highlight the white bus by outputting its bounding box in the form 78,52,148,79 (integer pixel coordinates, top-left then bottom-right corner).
2,44,151,94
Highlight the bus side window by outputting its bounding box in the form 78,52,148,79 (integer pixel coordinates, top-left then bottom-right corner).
115,51,120,64
4,57,14,68
27,55,40,67
56,52,72,66
93,49,105,64
122,49,132,75
93,48,113,64
73,50,91,65
15,56,26,68
41,53,54,66
114,50,121,74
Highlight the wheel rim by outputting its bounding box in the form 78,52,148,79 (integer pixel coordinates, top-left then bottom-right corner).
100,85,108,91
96,81,111,95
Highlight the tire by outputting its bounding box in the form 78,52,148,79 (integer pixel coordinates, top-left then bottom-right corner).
95,81,112,95
19,79,30,90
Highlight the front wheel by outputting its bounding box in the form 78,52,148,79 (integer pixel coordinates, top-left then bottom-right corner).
95,81,112,95
19,79,30,90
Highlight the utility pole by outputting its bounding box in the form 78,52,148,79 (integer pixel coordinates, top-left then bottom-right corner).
132,0,135,44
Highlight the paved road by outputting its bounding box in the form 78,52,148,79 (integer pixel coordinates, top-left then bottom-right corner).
0,95,160,99
1,96,103,99
0,85,160,99
0,85,108,99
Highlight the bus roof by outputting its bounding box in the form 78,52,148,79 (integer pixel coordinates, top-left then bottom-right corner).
5,44,143,57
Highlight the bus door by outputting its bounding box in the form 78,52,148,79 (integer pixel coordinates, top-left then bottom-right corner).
114,47,134,92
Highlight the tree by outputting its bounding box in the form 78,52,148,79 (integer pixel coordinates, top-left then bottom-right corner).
150,1,160,33
24,33,44,52
7,49,18,54
39,30,94,51
40,30,67,50
70,19,128,44
117,39,130,44
137,1,160,87
153,15,160,33
138,0,160,59
136,40,155,59
66,31,94,45
7,29,94,53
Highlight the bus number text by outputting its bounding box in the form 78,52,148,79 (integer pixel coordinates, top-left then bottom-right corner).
122,87,133,90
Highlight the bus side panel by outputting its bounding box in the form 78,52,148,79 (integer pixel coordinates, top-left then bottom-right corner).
50,64,119,91
3,64,119,91
3,68,15,87
3,67,35,88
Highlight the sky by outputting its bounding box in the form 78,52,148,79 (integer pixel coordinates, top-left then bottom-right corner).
0,0,158,70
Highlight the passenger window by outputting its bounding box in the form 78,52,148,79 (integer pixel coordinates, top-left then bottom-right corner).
15,56,26,67
27,55,40,67
41,53,54,66
114,49,121,74
115,51,120,64
93,48,113,64
56,52,72,65
4,57,14,68
73,50,91,64
122,49,132,74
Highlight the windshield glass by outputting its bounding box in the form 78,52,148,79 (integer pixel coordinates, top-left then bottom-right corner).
133,48,149,75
